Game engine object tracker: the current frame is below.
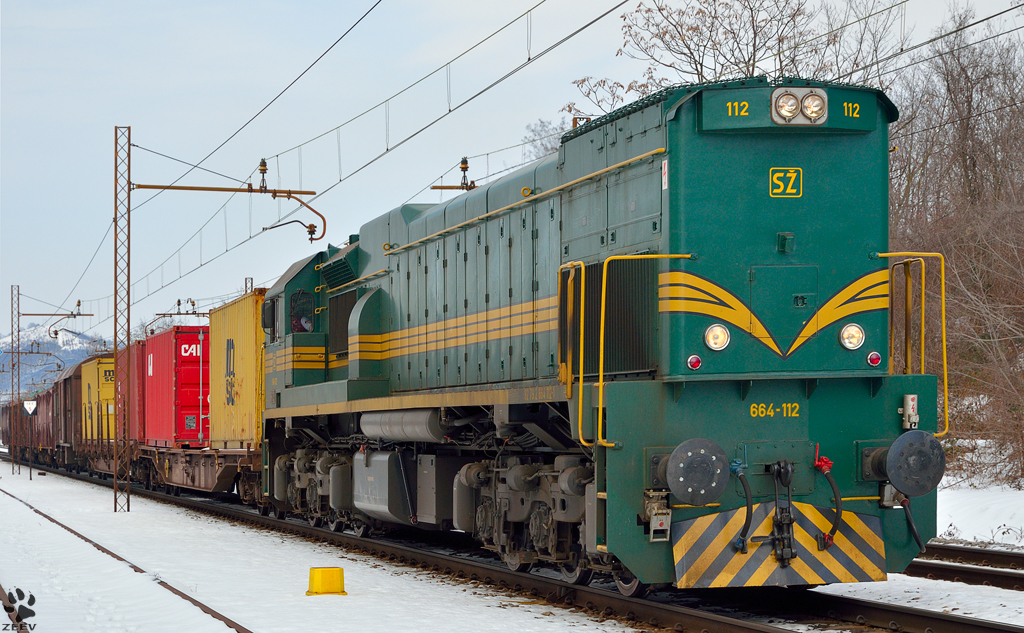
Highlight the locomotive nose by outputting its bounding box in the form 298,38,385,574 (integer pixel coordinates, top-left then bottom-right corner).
865,430,946,497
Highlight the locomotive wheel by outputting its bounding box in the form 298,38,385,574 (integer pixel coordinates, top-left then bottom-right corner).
614,572,649,598
274,507,288,521
258,504,271,517
559,560,594,586
327,518,345,532
352,522,370,538
502,550,533,574
307,514,324,528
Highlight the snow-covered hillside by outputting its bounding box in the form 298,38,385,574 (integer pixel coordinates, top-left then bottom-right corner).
0,322,108,400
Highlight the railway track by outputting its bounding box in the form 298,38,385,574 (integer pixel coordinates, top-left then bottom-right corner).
905,543,1024,590
2,457,1021,633
0,485,253,633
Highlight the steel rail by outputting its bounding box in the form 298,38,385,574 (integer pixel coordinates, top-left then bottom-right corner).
904,558,1024,591
918,542,1024,569
779,590,1024,633
0,486,254,633
5,457,1023,633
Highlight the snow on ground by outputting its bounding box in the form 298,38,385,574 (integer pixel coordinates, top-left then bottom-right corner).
3,466,1023,633
0,469,637,633
813,571,1024,625
808,479,1024,627
936,484,1024,547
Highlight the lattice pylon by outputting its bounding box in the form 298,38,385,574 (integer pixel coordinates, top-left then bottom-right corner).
10,285,19,475
113,127,131,512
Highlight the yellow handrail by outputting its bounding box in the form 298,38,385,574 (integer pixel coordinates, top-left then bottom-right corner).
876,252,949,438
598,254,693,447
887,258,925,375
558,261,591,447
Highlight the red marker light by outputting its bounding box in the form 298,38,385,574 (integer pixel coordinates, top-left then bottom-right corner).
687,355,702,370
867,351,882,366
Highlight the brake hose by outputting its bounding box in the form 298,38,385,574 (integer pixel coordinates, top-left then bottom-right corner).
814,447,842,549
731,460,752,553
901,498,927,554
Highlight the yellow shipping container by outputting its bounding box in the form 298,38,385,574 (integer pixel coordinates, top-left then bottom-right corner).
81,357,115,443
209,288,267,449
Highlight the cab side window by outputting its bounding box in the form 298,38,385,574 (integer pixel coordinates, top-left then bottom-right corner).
290,291,314,333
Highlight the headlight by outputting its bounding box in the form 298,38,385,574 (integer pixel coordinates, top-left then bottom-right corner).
776,93,799,119
704,324,730,351
840,323,865,350
802,93,826,120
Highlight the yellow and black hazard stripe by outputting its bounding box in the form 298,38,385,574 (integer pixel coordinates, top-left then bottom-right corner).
671,502,886,588
350,296,558,362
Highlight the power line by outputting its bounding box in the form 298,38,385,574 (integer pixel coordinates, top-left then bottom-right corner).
879,24,1024,77
133,0,383,213
275,0,631,227
43,2,385,325
79,1,628,318
270,0,551,158
62,0,910,321
834,5,1023,81
37,222,113,334
404,127,568,206
131,144,248,184
19,294,75,313
891,102,1022,140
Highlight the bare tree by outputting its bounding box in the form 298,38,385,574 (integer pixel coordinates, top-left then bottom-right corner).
564,0,909,116
888,7,1024,485
522,117,569,160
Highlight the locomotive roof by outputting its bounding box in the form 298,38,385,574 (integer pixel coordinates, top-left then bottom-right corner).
268,252,319,298
560,75,899,143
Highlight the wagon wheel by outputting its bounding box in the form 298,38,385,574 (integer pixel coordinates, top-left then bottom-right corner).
327,511,345,532
613,571,648,598
502,549,533,574
559,554,594,586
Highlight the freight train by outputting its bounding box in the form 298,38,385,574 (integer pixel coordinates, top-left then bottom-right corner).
3,76,947,596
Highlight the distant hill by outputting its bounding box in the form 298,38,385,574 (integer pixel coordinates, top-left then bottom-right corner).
0,322,110,401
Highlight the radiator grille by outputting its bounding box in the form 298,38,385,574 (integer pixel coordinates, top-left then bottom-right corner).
559,258,657,376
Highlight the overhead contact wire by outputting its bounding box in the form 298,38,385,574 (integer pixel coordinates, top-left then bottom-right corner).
133,0,382,213
273,0,631,228
269,0,551,157
42,2,383,323
834,5,1023,80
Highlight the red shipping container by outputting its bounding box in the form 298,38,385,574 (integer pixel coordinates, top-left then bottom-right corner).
129,340,147,444
145,326,211,448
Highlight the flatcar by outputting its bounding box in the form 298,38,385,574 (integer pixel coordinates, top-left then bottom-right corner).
259,76,946,594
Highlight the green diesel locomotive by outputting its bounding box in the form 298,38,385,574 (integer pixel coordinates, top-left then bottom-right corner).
261,76,946,595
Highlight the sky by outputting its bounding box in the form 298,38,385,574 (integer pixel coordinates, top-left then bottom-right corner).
1,0,1019,345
